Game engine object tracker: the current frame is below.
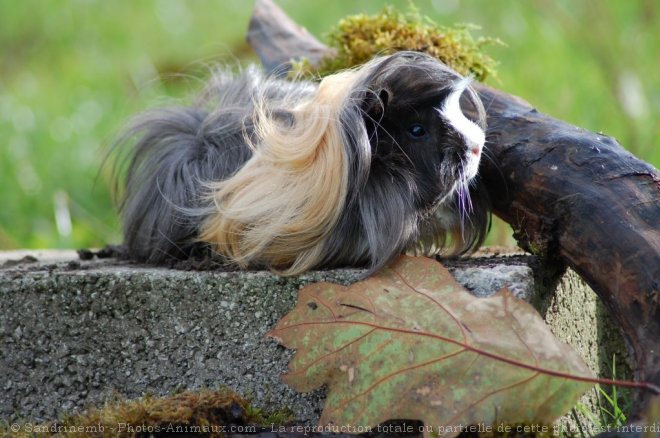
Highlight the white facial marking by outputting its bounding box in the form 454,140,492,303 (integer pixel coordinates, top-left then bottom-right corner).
438,77,485,152
437,77,485,180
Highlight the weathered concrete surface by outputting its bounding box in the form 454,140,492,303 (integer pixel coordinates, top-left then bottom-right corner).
541,270,634,434
0,250,629,427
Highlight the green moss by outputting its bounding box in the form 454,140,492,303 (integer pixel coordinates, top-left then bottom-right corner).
291,6,501,81
244,403,295,426
1,389,294,437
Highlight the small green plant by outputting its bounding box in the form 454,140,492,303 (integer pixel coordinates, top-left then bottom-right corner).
291,6,501,82
572,355,632,437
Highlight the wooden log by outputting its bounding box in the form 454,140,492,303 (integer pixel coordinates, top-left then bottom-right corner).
246,0,660,424
474,85,660,419
246,0,334,75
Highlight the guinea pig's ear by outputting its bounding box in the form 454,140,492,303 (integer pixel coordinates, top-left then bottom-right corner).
377,88,391,110
362,88,391,121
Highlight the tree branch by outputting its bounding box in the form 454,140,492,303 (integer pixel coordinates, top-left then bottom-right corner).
247,0,660,423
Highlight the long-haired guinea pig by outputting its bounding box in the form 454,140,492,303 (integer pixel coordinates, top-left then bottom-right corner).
115,51,490,275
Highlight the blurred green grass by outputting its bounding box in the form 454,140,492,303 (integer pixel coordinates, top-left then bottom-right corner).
1,0,657,250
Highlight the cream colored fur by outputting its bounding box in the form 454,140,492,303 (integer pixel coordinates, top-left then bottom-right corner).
200,71,360,274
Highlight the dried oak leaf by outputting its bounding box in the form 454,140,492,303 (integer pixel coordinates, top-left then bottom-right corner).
269,255,593,435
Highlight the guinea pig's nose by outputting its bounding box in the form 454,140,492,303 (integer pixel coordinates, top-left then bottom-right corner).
468,141,482,157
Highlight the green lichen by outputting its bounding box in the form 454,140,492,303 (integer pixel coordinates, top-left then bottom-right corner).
291,6,501,81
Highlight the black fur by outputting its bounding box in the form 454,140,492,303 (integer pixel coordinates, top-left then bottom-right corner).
114,52,490,272
116,67,314,263
318,52,490,271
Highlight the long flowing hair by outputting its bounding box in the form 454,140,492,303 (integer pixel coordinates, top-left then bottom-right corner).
200,71,360,274
117,52,490,274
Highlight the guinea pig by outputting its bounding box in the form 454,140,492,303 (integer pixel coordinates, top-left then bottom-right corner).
115,51,490,275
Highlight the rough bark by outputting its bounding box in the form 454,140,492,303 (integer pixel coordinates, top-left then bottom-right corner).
474,85,660,419
246,0,334,75
247,0,660,424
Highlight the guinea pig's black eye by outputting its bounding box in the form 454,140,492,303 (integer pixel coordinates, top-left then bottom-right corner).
407,124,426,138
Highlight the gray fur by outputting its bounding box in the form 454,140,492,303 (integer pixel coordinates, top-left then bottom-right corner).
320,52,490,272
115,52,490,271
116,67,315,262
